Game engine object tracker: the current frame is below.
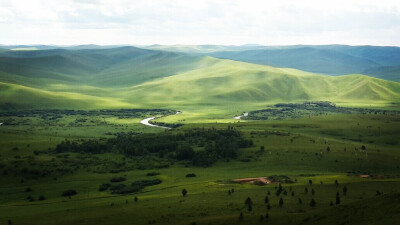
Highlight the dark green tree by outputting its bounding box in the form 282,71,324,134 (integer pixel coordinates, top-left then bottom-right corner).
310,198,316,208
279,197,284,207
245,197,253,206
298,198,303,204
182,189,187,197
336,192,341,205
264,196,269,204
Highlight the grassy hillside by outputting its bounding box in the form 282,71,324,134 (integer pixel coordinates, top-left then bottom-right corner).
126,58,400,107
0,82,133,110
0,47,399,115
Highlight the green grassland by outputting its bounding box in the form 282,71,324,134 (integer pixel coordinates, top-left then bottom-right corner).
0,46,400,224
0,113,399,225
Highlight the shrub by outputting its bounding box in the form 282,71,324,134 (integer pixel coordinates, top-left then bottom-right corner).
38,195,46,201
146,172,160,176
99,183,111,191
186,173,196,178
62,189,77,197
110,177,126,182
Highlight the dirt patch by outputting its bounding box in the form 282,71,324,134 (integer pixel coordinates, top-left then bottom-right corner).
233,177,272,185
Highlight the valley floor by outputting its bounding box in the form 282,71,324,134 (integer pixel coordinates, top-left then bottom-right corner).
0,111,399,225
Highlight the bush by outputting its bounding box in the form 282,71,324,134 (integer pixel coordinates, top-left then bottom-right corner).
62,189,77,197
186,173,196,178
110,177,126,182
146,172,160,176
99,183,111,191
38,195,46,201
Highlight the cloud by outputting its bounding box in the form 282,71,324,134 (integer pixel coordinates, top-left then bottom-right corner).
0,0,399,45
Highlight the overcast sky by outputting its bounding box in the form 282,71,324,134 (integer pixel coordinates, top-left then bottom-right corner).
1,0,400,46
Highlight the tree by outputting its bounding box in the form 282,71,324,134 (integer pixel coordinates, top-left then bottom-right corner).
245,197,253,206
267,204,271,210
335,180,339,187
336,192,341,205
265,213,269,220
330,201,333,206
279,197,284,207
361,145,366,150
248,204,252,212
298,198,303,204
228,190,231,195
182,189,187,197
238,213,244,221
267,190,271,195
310,198,316,208
291,191,295,197
305,187,308,194
326,146,330,152
343,186,347,196
311,189,315,195
264,196,269,204
134,196,138,202
309,179,313,185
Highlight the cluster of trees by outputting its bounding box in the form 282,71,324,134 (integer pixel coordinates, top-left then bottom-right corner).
54,127,253,167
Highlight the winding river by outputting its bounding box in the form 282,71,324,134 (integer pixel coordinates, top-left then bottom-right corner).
140,111,181,129
233,112,248,120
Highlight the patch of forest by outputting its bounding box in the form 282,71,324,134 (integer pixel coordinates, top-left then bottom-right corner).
244,102,400,120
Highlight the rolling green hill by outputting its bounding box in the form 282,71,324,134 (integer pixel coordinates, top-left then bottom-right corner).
0,46,399,113
125,58,400,107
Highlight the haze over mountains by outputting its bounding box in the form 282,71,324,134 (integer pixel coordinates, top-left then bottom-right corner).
0,44,399,111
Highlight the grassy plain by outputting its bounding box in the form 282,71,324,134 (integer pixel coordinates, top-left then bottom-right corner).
0,112,399,225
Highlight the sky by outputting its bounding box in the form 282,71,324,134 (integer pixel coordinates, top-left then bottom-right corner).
0,0,400,46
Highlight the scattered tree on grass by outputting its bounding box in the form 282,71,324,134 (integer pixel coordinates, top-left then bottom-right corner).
245,197,253,206
343,186,347,196
312,189,315,195
305,187,308,194
264,196,269,204
298,198,303,204
335,180,339,187
134,196,138,202
336,192,341,205
291,191,295,196
309,179,313,185
238,213,243,221
310,198,316,208
361,145,366,150
182,189,187,197
330,201,333,206
267,204,271,210
38,195,45,201
279,197,284,207
326,146,330,152
228,190,231,195
62,189,77,197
